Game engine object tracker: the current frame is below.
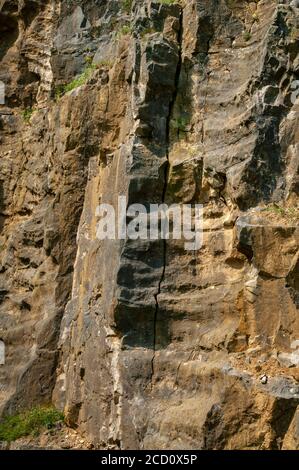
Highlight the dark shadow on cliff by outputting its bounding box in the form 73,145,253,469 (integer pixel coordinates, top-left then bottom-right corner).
0,13,18,62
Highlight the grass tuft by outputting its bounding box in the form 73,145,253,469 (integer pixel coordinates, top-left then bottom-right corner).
159,0,176,5
22,108,34,122
64,64,96,93
54,64,96,100
0,406,64,442
117,24,133,38
262,204,298,220
122,0,133,13
243,31,252,42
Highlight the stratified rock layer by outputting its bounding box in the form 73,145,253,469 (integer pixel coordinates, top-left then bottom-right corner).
0,0,298,450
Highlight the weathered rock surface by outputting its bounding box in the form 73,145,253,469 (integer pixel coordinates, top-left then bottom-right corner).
0,0,298,450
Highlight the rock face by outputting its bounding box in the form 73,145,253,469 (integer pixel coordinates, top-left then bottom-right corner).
0,0,298,450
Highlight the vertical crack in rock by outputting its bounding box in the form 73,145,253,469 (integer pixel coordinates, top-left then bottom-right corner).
151,7,183,387
200,34,213,146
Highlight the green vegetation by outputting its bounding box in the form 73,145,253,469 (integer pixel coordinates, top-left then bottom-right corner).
170,115,191,140
117,24,133,38
64,63,96,93
96,59,113,68
243,31,252,42
140,27,157,39
262,204,298,220
55,63,96,100
0,406,64,442
22,108,34,123
122,0,133,13
159,0,176,4
170,116,190,134
84,55,93,65
54,84,65,101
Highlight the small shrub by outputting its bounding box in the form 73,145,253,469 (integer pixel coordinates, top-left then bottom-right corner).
170,115,191,140
170,116,190,132
84,55,93,65
0,406,64,442
117,24,133,38
54,84,65,101
243,31,252,42
122,0,133,13
267,205,285,216
63,64,96,94
54,64,96,101
22,108,34,122
95,59,113,68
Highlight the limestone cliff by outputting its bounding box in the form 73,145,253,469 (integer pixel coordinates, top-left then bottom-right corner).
0,0,298,450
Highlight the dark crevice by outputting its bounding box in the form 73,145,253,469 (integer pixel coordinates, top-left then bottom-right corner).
198,19,214,146
150,7,183,387
270,398,298,450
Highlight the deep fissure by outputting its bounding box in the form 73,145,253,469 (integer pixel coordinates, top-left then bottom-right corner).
150,7,184,386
